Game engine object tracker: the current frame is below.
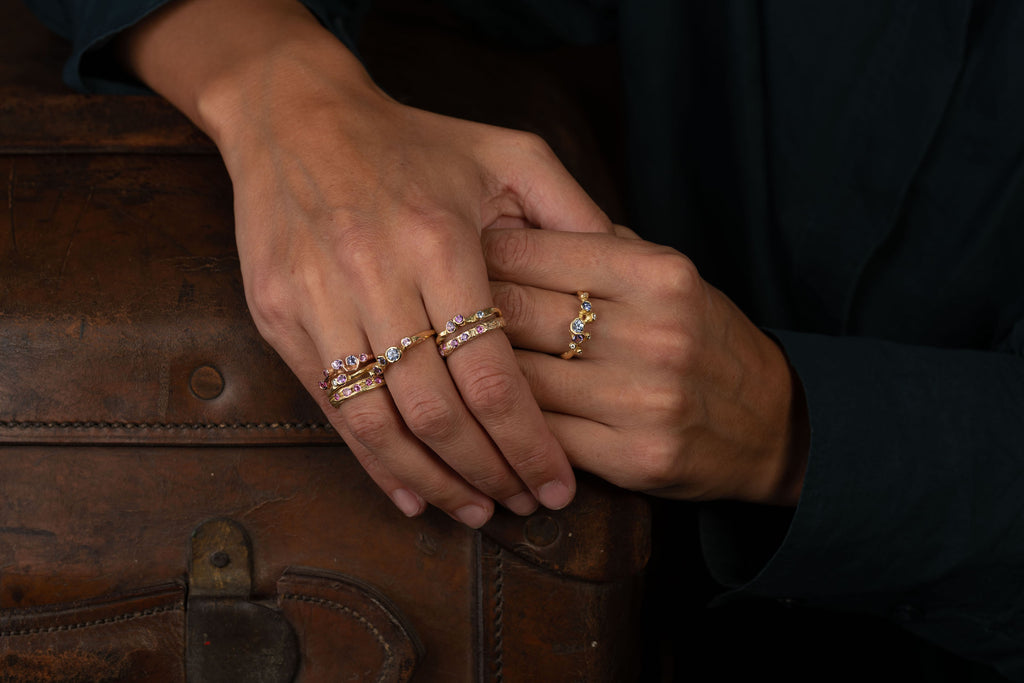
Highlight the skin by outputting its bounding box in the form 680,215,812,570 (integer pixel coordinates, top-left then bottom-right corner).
484,226,809,506
116,0,614,527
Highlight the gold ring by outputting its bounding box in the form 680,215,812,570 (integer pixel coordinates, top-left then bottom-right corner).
328,371,387,407
435,307,502,343
438,317,507,358
377,329,436,369
560,291,596,359
320,352,375,391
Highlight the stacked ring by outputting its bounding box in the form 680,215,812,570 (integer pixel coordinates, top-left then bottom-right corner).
435,307,502,344
438,316,506,358
319,352,376,392
560,291,596,359
321,329,435,408
327,362,387,407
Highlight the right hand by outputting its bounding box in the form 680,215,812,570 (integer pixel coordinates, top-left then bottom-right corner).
119,0,613,526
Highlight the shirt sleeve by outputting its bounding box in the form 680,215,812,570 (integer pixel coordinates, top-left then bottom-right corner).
701,325,1024,681
21,0,368,94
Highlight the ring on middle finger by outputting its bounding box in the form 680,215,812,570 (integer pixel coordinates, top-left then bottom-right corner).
376,329,437,369
560,291,596,360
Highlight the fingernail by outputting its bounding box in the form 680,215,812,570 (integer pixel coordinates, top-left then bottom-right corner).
454,504,491,528
538,480,573,510
390,488,424,517
503,491,539,516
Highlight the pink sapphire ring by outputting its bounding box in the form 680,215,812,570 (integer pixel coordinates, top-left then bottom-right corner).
437,316,506,358
560,291,596,359
435,307,502,345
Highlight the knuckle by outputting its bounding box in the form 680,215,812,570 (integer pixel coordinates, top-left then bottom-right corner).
459,364,521,418
245,274,296,341
342,402,398,451
645,250,701,297
631,437,685,490
510,130,557,163
403,392,463,443
483,225,535,273
491,282,531,327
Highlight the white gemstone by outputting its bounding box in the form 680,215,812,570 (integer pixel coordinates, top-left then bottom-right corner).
570,318,585,334
385,347,402,363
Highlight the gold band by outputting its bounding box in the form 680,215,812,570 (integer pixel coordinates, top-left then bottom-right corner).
560,291,596,359
377,329,437,369
320,351,375,391
328,372,387,407
435,307,502,343
438,317,507,358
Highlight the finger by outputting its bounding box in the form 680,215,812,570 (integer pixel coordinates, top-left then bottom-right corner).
513,349,630,423
540,411,637,490
483,130,614,235
491,281,614,359
482,228,663,297
414,273,577,510
275,318,510,527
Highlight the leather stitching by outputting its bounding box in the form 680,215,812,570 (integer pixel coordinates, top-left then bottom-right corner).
279,593,393,683
0,603,182,637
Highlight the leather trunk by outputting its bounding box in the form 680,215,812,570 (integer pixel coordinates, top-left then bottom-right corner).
0,1,649,681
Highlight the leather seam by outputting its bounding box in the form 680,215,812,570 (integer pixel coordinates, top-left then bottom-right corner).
0,603,181,637
494,549,505,682
280,593,393,683
0,420,334,432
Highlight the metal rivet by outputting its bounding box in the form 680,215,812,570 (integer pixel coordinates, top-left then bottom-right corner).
190,365,224,400
523,515,560,548
209,551,231,568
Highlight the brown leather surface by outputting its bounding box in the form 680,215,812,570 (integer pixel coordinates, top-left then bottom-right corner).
0,583,186,683
0,1,648,680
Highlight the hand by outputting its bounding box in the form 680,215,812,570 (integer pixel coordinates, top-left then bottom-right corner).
483,227,809,506
118,0,613,526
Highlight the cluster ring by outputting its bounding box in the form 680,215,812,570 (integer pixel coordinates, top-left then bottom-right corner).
560,291,596,359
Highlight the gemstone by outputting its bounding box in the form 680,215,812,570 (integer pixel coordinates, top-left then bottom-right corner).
580,292,590,299
385,347,402,363
454,314,464,324
569,343,577,350
446,321,456,333
476,325,485,333
374,377,383,384
459,332,470,342
582,301,592,312
332,375,347,388
401,337,412,347
352,384,361,392
570,318,586,334
318,380,329,390
342,388,351,397
573,334,585,342
364,379,373,388
476,310,486,319
345,355,358,367
451,339,460,348
359,353,369,363
331,360,343,370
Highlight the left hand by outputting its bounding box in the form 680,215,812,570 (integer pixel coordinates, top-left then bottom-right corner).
482,226,809,506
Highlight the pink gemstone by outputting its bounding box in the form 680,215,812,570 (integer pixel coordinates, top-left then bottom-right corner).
342,388,351,397
352,384,361,392
374,377,383,384
319,380,329,390
359,353,368,362
401,337,412,347
476,325,485,333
